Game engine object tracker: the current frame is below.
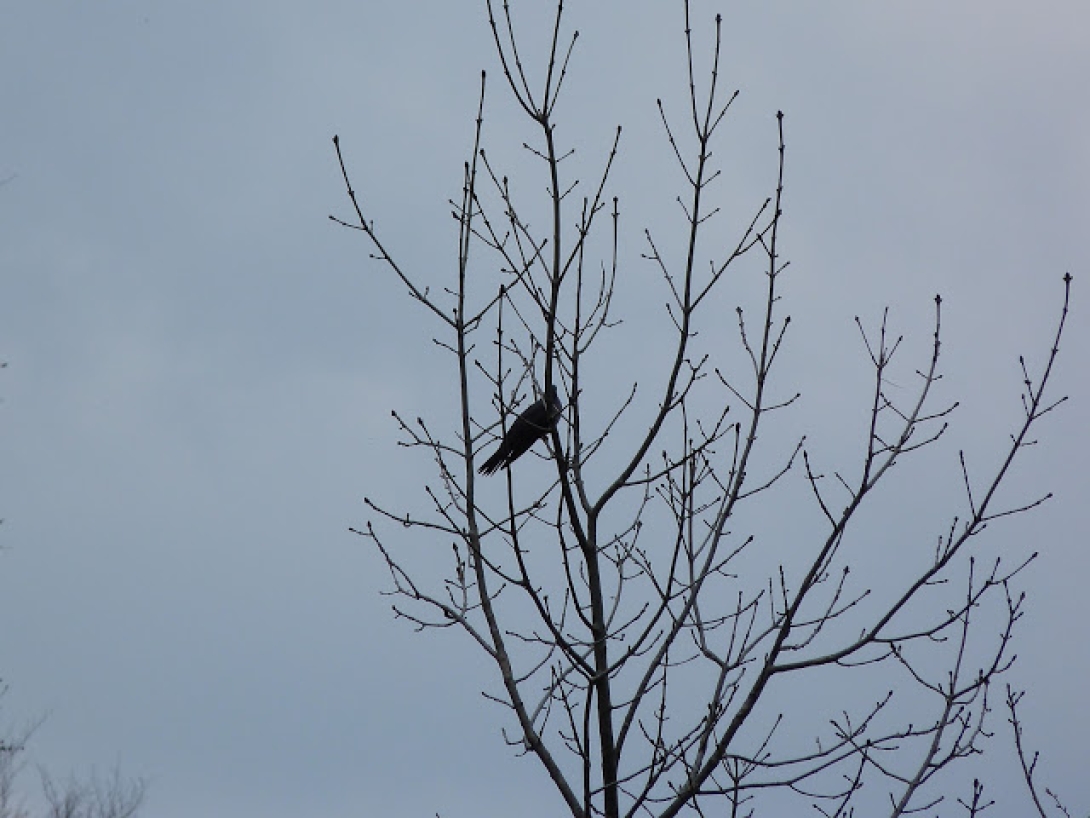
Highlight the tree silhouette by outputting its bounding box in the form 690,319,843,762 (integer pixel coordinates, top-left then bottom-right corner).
334,3,1074,816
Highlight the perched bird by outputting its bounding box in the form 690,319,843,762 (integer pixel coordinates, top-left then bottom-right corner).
479,384,562,475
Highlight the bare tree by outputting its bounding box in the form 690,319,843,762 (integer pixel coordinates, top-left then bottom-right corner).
0,694,144,818
0,709,33,818
39,768,144,818
2,366,144,818
334,3,1074,816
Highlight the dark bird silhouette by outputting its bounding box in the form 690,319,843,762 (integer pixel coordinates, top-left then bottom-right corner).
479,385,562,475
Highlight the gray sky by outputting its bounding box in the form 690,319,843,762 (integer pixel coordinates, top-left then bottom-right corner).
1,2,1087,817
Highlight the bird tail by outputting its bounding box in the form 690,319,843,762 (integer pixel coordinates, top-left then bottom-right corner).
478,448,506,475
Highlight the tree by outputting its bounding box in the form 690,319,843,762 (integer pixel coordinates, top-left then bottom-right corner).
0,698,144,818
0,382,144,818
334,2,1074,816
37,768,144,818
0,707,33,818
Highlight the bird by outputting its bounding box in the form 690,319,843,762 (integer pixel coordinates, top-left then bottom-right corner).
478,384,562,475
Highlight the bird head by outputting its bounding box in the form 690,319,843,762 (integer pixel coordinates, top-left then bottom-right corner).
545,384,562,418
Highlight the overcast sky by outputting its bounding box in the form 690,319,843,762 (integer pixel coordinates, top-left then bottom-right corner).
1,2,1087,817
